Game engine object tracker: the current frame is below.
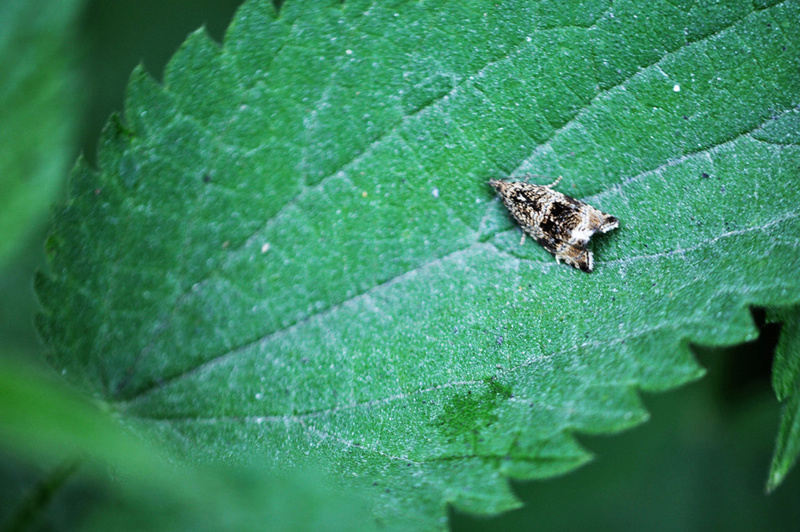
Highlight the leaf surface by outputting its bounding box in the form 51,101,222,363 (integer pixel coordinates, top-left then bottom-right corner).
37,0,800,526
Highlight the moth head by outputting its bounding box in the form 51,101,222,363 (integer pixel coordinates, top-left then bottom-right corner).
489,179,509,193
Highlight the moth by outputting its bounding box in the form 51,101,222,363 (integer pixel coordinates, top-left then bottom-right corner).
489,177,619,273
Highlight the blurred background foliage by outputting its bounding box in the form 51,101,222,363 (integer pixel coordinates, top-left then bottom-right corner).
1,1,797,529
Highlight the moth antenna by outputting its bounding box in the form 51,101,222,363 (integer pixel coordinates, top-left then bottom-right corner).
515,174,563,188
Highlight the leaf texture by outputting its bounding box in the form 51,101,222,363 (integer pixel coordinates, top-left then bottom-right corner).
37,0,800,526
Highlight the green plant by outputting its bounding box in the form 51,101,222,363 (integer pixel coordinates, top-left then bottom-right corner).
3,0,800,529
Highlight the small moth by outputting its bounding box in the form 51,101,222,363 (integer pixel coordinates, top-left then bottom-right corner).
490,177,619,273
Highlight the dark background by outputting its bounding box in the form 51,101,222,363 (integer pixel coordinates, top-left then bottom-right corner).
2,1,797,529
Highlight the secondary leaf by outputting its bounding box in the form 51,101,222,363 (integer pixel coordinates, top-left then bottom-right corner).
37,0,800,527
0,357,374,531
766,305,800,492
0,0,82,266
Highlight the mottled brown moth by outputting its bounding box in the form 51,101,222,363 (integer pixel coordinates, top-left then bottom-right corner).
490,177,619,273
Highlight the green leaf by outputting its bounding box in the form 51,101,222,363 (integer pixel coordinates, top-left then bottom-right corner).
766,305,800,492
37,0,800,527
0,0,82,267
455,356,800,530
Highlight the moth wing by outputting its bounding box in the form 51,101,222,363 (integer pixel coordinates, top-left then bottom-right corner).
557,242,594,273
569,206,620,248
532,233,561,256
529,227,591,270
520,222,565,257
585,205,620,234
